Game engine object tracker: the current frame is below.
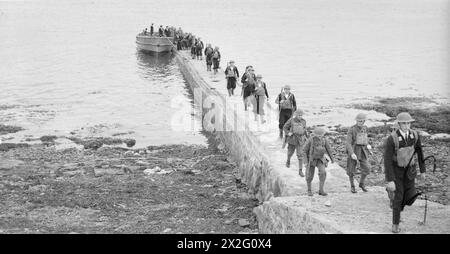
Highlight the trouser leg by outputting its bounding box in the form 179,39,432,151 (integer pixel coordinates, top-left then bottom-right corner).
286,144,295,168
296,144,304,177
306,164,315,195
347,158,357,192
318,162,327,195
306,164,315,183
359,159,370,191
392,174,405,225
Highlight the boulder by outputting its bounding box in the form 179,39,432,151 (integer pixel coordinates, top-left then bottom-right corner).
83,140,103,150
238,219,250,227
125,139,136,148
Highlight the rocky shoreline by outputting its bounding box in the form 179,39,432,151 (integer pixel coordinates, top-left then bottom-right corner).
0,96,448,233
0,139,259,233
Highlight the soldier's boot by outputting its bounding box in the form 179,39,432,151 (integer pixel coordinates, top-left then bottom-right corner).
318,174,327,196
307,181,313,196
298,159,304,177
350,176,357,193
392,224,401,233
286,155,291,168
279,129,283,139
359,174,368,192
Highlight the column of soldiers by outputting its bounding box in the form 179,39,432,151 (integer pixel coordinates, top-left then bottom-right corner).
278,102,426,233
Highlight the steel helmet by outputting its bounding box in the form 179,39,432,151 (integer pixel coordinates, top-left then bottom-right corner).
355,113,367,121
294,109,304,116
283,85,291,90
396,112,415,123
313,127,326,136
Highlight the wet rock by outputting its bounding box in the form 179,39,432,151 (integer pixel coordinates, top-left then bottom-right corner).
144,167,161,175
324,200,331,207
238,219,250,227
40,135,58,143
0,143,30,152
0,124,24,135
125,139,136,148
83,140,103,150
0,159,24,170
224,219,234,225
431,133,450,141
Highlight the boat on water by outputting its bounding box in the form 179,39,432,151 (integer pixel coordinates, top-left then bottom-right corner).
136,34,175,53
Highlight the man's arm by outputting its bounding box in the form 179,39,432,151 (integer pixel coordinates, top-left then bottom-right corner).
415,133,426,173
304,139,311,161
384,136,396,182
346,127,355,156
291,95,297,111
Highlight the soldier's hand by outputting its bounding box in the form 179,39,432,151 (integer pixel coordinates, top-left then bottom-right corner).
386,181,396,192
351,153,358,160
367,144,372,150
287,132,293,137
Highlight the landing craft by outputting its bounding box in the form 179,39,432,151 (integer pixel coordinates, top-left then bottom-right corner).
136,33,174,53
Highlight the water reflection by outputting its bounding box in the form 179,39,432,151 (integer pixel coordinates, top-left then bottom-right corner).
136,50,175,76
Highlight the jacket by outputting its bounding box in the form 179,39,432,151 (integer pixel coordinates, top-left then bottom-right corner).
283,117,308,145
304,135,334,164
275,92,297,111
384,129,426,182
346,125,370,160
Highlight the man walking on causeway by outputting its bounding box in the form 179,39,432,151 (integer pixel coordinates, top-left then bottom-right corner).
283,109,308,177
304,127,334,196
384,112,426,233
275,85,297,139
346,113,373,193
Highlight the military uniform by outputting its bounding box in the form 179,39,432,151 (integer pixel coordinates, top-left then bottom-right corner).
384,129,425,226
346,124,371,191
283,116,307,176
304,128,334,196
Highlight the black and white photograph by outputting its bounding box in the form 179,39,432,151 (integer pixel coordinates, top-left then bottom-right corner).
0,0,449,237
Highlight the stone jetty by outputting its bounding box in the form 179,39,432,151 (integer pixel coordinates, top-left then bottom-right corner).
174,50,450,234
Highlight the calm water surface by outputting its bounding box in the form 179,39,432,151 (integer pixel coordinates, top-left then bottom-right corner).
0,0,448,146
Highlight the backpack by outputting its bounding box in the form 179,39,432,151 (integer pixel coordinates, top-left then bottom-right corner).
226,67,235,78
205,47,213,56
291,119,305,136
279,93,293,110
196,41,203,50
212,50,220,59
380,130,418,167
310,136,326,160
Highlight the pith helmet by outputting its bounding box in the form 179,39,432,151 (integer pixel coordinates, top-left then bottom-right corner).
294,109,304,116
355,113,367,121
313,127,326,136
396,112,415,123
